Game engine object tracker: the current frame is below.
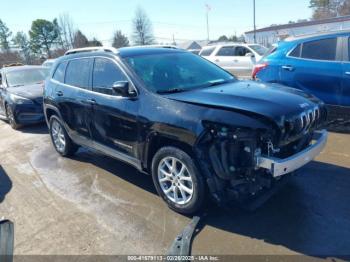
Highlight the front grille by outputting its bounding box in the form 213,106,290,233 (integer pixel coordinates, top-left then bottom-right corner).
283,106,322,142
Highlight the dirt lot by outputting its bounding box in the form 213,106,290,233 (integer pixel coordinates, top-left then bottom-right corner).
0,120,349,259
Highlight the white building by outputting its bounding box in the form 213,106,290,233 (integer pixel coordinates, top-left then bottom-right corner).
245,15,350,47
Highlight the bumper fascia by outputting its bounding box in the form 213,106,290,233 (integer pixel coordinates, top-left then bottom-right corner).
12,103,45,124
257,130,328,177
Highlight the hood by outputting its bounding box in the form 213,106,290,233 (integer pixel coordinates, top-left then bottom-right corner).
164,80,322,126
8,83,43,100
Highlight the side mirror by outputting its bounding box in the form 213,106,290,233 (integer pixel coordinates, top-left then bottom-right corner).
245,52,255,58
0,220,14,261
112,81,132,97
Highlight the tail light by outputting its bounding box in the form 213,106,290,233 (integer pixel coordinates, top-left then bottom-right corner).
252,63,268,80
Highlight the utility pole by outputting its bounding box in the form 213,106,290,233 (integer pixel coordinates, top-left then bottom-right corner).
206,4,211,42
253,0,256,43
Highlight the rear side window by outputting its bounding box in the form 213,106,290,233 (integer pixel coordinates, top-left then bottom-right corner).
234,46,250,56
53,62,66,83
65,59,91,88
217,46,235,56
92,58,127,95
289,44,301,58
301,38,337,61
200,47,215,56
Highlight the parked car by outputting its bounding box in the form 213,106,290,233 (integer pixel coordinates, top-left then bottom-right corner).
0,65,50,129
200,43,268,78
42,59,56,69
252,31,350,120
44,46,327,214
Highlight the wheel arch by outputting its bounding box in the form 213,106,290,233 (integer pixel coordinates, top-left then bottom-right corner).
143,134,196,173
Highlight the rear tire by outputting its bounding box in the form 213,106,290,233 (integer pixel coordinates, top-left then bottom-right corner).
49,115,78,157
6,104,20,130
151,146,205,215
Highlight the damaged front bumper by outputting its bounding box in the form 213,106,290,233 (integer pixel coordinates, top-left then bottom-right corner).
257,130,328,177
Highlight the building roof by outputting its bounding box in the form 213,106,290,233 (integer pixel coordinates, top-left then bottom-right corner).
245,15,350,34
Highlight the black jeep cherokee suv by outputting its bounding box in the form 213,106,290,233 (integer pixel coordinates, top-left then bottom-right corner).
44,46,328,214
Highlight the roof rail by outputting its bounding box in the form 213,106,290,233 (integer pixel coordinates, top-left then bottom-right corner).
130,44,181,49
64,46,118,56
3,63,24,68
207,41,245,46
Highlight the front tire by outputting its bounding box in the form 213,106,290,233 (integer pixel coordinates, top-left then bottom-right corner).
6,104,20,130
49,116,78,157
151,147,205,215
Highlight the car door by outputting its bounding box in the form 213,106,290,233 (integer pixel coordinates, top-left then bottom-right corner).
56,58,93,139
342,36,350,107
280,37,343,106
233,46,255,78
213,46,236,74
89,57,139,157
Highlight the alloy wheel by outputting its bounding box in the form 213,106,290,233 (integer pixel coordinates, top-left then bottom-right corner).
158,157,194,205
51,120,66,153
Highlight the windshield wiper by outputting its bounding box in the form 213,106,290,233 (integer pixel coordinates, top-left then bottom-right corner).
11,84,24,88
157,88,187,94
206,79,233,87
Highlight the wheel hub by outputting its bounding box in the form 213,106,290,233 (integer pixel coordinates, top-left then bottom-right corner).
158,157,194,206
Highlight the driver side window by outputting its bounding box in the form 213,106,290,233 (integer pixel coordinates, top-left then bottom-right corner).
92,58,127,95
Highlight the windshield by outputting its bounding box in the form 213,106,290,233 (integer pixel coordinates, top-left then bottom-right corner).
6,68,50,87
125,52,235,93
248,45,268,56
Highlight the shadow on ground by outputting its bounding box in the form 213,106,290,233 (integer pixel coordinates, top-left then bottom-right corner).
0,166,12,203
72,148,157,196
203,161,350,259
72,149,350,258
18,123,48,134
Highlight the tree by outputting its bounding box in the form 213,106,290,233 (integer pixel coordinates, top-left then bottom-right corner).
0,19,12,52
72,30,89,48
112,30,129,48
310,0,350,19
88,37,103,47
29,19,59,58
12,32,32,63
58,13,75,49
218,35,229,42
132,7,154,45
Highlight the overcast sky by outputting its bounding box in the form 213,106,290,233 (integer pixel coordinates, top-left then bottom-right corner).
2,0,312,45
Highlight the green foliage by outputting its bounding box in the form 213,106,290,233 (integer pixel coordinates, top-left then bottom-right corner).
12,32,32,63
29,19,59,58
0,19,12,51
112,30,129,48
218,35,229,42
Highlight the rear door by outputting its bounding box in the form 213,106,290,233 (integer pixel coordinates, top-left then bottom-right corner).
214,46,253,78
56,58,93,139
213,46,236,73
89,57,139,157
233,46,255,78
342,36,350,107
281,37,343,106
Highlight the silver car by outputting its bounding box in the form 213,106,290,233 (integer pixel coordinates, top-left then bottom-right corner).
200,43,268,79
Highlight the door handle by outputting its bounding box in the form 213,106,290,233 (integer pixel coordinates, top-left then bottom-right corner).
282,65,294,71
345,72,350,76
86,98,97,105
215,59,220,62
56,91,63,97
234,59,239,63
